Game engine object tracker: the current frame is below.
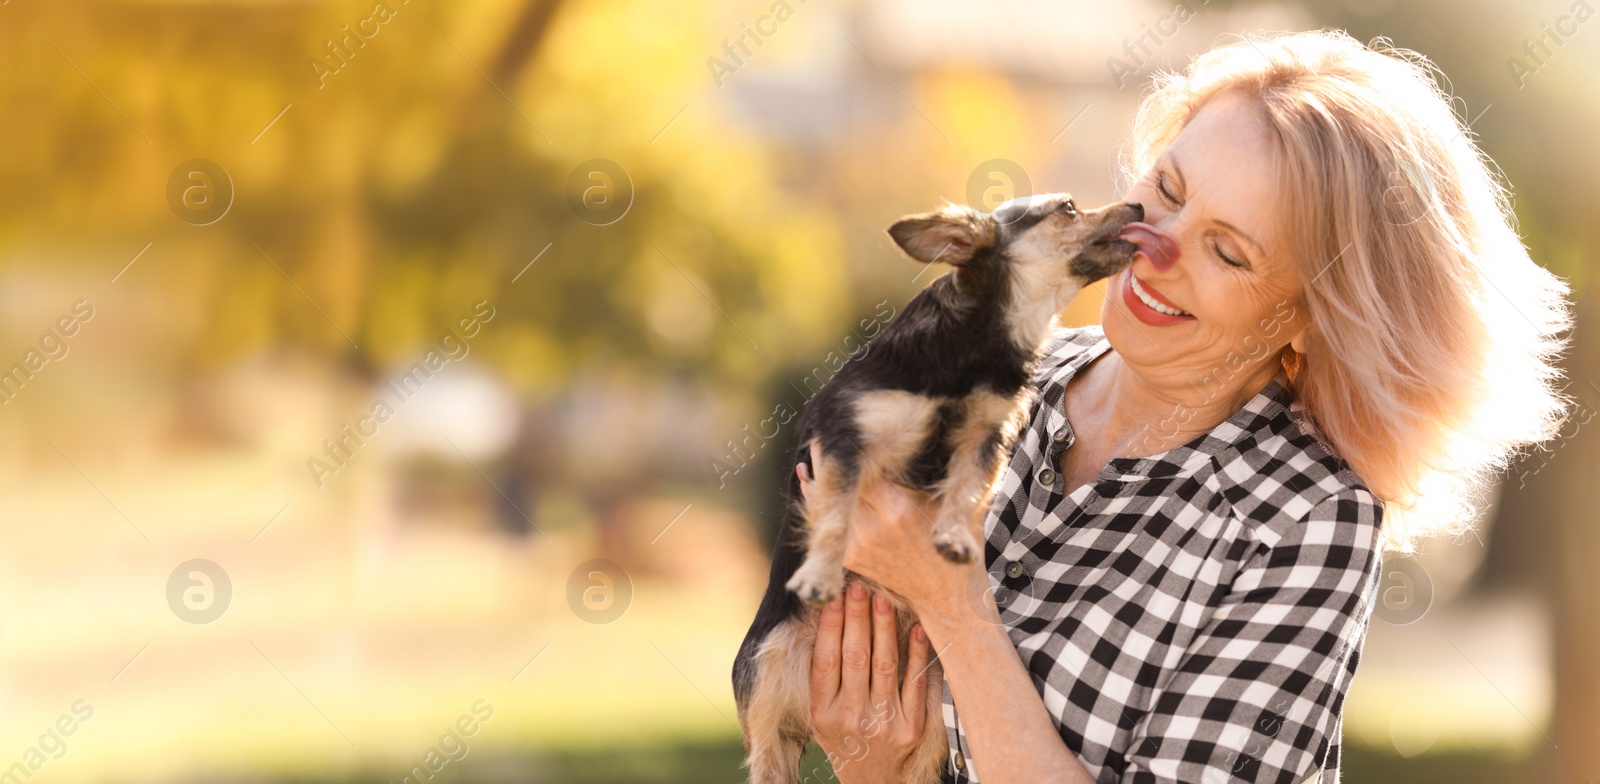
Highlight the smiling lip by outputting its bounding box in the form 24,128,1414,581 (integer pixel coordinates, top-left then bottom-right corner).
1120,270,1195,326
1132,274,1188,314
1119,221,1180,271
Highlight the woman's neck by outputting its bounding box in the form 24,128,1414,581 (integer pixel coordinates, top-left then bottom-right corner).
1073,350,1279,460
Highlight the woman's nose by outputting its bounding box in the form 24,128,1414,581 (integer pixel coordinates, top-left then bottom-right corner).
1123,220,1181,272
1143,211,1186,270
1144,205,1176,234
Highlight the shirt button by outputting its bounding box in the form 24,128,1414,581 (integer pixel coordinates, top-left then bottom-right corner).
1038,468,1057,487
1053,428,1071,444
1005,561,1024,579
954,751,966,770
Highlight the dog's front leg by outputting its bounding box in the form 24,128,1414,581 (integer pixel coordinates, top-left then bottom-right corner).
931,393,1019,563
785,448,859,606
930,471,987,564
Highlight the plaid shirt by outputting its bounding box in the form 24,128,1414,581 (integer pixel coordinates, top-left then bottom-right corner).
940,325,1385,784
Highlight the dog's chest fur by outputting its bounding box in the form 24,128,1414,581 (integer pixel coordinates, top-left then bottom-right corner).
801,266,1042,489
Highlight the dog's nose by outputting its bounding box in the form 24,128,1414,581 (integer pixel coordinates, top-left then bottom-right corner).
1127,202,1145,220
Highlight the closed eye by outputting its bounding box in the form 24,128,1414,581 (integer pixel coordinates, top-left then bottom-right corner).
1156,171,1178,205
1156,170,1249,270
1212,241,1245,268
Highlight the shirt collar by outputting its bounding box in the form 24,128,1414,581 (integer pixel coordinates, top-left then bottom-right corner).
1038,332,1298,481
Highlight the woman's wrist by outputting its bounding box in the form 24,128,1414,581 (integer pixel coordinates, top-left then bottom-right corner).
915,560,1000,639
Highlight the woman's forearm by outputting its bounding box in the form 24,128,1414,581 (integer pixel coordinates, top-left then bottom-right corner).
920,591,1097,784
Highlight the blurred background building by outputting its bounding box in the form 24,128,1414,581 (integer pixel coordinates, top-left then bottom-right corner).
0,0,1595,781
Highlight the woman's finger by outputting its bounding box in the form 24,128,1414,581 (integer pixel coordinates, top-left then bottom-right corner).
839,581,873,711
809,596,844,705
868,591,901,724
899,624,931,735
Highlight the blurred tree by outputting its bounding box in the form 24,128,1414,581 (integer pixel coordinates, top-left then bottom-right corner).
0,0,852,393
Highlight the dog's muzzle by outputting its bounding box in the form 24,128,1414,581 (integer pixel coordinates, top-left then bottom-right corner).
1070,202,1145,282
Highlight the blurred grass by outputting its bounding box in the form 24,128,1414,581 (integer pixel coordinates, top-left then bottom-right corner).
1340,744,1539,784
0,448,770,783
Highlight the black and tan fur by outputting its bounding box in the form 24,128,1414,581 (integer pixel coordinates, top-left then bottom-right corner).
733,194,1144,783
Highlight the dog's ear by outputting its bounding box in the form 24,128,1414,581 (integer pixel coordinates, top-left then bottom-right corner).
887,205,996,266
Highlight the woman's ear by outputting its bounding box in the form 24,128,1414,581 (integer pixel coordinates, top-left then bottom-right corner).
1289,327,1308,355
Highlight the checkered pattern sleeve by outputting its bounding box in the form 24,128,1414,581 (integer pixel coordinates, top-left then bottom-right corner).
1120,487,1384,784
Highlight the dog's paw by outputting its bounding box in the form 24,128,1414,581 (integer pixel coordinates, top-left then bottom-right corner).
932,532,977,564
786,569,844,606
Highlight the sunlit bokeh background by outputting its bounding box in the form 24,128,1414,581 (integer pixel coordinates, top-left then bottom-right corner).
0,0,1596,781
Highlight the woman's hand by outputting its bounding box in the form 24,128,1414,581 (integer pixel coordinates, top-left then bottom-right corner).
796,451,985,780
808,579,935,783
799,442,987,623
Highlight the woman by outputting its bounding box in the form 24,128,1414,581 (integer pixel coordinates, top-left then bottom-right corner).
799,30,1572,784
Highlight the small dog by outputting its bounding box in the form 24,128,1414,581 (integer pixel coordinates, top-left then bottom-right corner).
733,193,1144,783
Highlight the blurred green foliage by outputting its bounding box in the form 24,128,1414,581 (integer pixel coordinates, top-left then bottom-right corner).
0,0,850,392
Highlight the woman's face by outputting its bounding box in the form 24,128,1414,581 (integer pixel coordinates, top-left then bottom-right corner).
1103,90,1309,402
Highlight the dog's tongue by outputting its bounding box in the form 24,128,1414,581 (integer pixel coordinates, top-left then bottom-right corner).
1119,222,1180,271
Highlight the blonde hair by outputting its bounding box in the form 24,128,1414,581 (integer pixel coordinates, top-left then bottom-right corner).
1119,29,1573,552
